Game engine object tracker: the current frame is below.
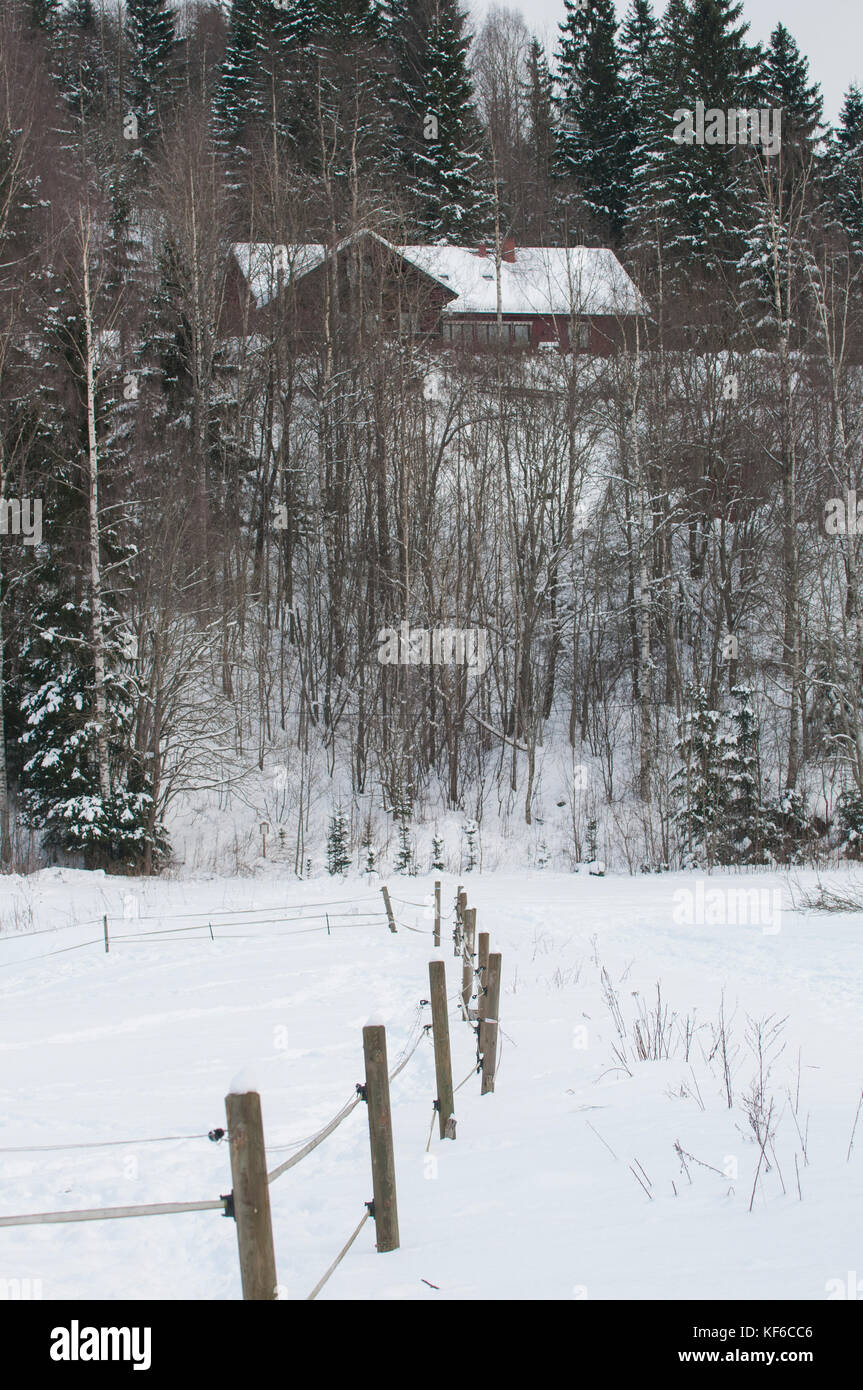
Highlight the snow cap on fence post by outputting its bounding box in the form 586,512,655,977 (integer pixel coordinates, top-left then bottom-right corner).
228,1066,266,1096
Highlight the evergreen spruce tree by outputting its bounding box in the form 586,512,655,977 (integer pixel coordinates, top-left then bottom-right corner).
657,0,691,91
59,0,108,123
326,804,351,874
214,0,267,142
619,0,660,167
623,0,683,263
555,0,633,242
523,37,556,235
626,0,759,280
217,0,393,202
761,787,813,864
361,815,379,874
389,0,493,242
736,24,822,331
314,0,381,42
395,813,415,873
11,232,163,873
838,784,863,859
826,85,863,255
525,37,555,173
255,0,318,150
718,685,763,863
619,0,659,100
19,599,166,871
126,0,176,152
16,310,164,875
463,817,478,871
756,23,822,147
672,684,725,866
304,0,397,197
29,0,61,32
586,815,598,862
431,829,445,871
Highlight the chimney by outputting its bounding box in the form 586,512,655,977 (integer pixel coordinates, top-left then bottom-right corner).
502,238,516,263
476,243,488,258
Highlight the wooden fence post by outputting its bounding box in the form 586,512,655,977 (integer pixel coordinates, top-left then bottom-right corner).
434,881,441,948
102,915,109,955
454,886,465,956
480,951,501,1094
224,1089,278,1300
381,885,397,933
480,1020,498,1095
485,952,502,1026
477,931,490,1020
428,961,455,1140
480,950,500,1028
362,1025,399,1252
461,906,476,1017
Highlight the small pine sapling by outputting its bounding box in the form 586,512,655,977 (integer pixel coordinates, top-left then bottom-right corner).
326,805,351,876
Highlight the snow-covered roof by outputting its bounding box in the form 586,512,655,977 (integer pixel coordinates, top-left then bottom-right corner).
399,245,645,318
232,234,647,318
232,242,326,309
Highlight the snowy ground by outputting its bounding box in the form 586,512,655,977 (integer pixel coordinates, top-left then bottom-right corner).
0,867,861,1301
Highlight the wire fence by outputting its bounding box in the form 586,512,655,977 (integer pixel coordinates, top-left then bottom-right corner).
0,896,392,967
0,1133,212,1155
0,883,496,1299
0,999,433,1230
305,1210,371,1301
0,1198,226,1228
0,884,449,968
0,894,388,940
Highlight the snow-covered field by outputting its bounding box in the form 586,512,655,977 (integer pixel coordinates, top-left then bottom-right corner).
1,867,861,1301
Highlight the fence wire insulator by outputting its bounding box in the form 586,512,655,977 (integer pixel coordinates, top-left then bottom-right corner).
423,1022,433,1034
208,1128,226,1143
355,1083,367,1102
433,1098,441,1113
419,998,429,1007
365,1200,375,1220
221,1192,235,1220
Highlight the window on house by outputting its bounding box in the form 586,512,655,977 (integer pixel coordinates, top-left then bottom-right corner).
511,322,531,345
577,321,591,351
399,312,420,337
483,322,508,343
443,321,473,343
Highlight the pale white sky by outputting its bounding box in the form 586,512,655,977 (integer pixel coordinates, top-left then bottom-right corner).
468,0,861,127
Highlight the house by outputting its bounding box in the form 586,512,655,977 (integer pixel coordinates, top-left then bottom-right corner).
399,239,646,353
226,230,646,353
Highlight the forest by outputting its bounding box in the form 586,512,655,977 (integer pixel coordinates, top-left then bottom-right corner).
1,0,863,877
